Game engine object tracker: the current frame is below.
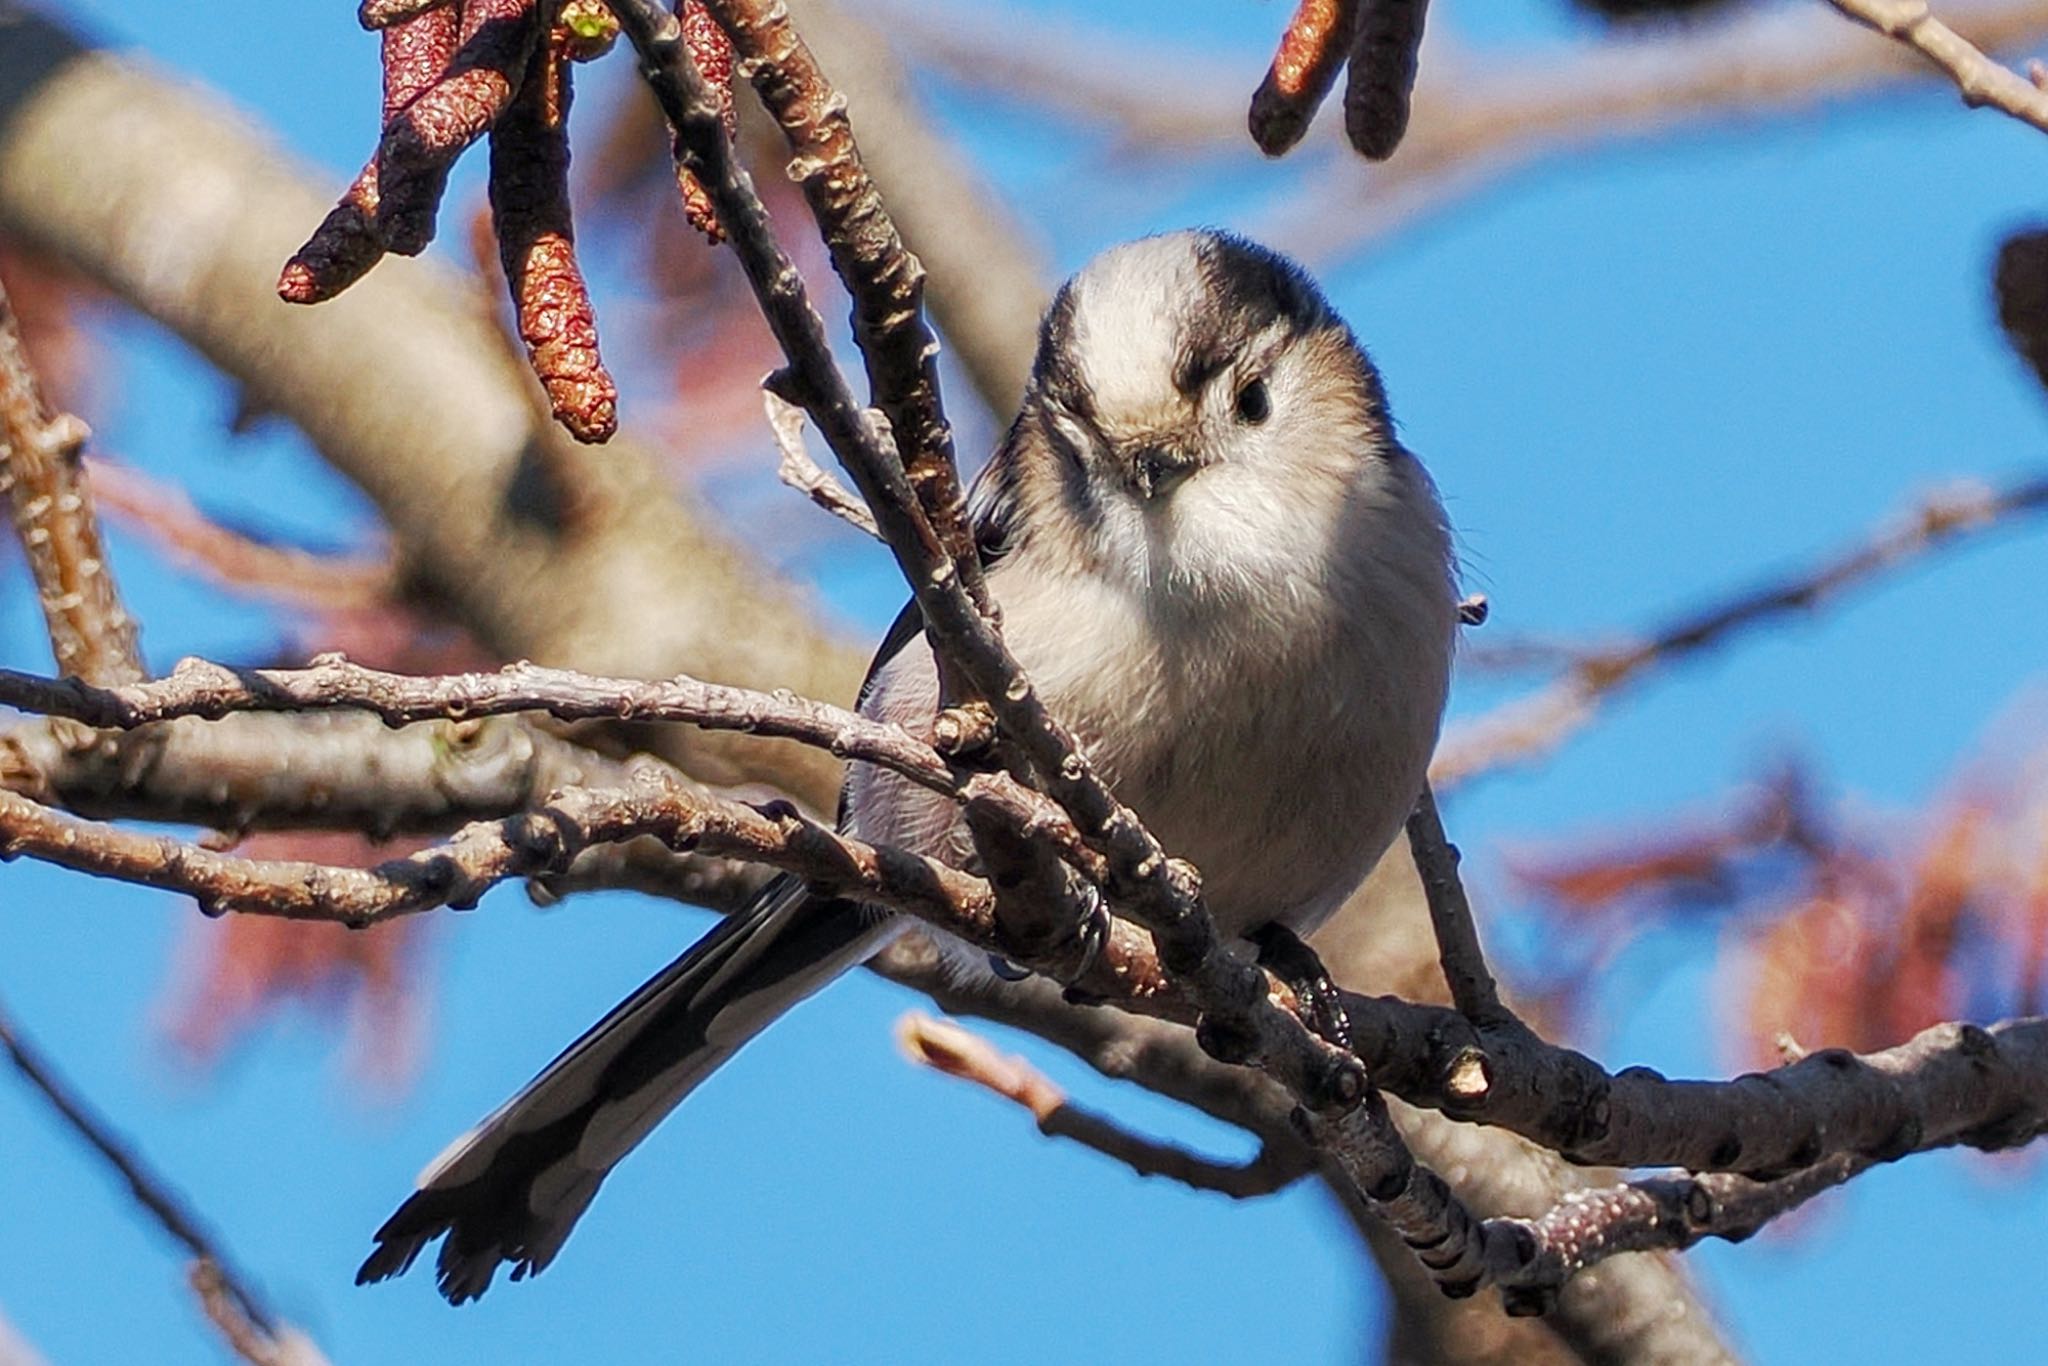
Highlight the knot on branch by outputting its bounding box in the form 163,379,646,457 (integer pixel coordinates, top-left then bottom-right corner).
931,703,996,758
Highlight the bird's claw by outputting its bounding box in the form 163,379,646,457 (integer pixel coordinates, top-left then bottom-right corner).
990,879,1111,996
1252,923,1354,1049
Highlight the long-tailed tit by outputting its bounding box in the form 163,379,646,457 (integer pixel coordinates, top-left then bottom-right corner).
359,229,1458,1302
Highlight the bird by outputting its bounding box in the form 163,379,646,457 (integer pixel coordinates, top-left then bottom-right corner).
357,228,1459,1303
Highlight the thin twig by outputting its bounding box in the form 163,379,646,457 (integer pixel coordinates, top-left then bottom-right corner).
188,1261,325,1366
0,654,1094,867
1824,0,2048,131
764,382,879,538
1433,473,2048,787
0,275,140,685
1406,785,1509,1027
898,1012,1311,1197
0,992,325,1364
1482,1155,1867,1315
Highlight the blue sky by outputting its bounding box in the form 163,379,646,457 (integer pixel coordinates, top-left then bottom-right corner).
3,2,2048,1363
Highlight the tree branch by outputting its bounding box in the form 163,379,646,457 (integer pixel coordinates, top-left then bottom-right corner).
704,0,987,610
17,723,2009,1314
0,654,1099,873
84,459,395,610
0,991,327,1365
1407,785,1508,1027
1484,1154,1865,1315
1433,472,2048,788
897,1011,1312,1198
0,35,862,808
765,383,878,539
782,0,1049,416
1824,0,2048,132
0,770,985,928
0,272,140,685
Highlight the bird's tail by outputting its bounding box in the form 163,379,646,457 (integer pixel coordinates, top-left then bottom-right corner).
356,879,890,1303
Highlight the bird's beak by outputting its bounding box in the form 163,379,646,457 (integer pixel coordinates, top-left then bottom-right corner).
1129,443,1202,499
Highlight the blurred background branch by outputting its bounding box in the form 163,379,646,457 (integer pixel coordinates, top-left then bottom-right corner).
0,991,327,1366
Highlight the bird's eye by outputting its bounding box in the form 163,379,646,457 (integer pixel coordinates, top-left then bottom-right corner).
1233,378,1271,425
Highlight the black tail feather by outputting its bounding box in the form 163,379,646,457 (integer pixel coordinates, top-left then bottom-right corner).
358,880,886,1302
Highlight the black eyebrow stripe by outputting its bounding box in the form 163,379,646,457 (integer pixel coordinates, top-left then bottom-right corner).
1172,345,1232,396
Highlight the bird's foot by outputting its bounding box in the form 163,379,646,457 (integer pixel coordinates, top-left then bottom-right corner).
989,880,1112,1002
1252,923,1353,1050
1056,880,1113,1005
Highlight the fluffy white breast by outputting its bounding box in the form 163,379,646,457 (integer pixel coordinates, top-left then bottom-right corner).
850,447,1455,947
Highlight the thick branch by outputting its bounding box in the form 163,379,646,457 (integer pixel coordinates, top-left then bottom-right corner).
1345,993,2048,1176
4,705,579,828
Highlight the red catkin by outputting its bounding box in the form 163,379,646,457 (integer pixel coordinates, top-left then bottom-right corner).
375,0,542,256
1344,0,1430,161
279,5,458,303
673,0,735,242
488,23,619,443
1247,0,1360,158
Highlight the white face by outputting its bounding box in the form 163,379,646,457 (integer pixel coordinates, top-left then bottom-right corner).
1021,231,1400,610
